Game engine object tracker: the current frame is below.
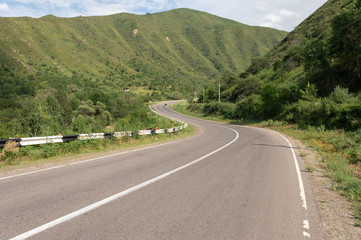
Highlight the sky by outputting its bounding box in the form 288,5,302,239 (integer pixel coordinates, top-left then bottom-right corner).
0,0,327,31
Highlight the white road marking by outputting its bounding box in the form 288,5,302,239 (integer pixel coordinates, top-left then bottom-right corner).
303,231,311,238
279,134,311,238
303,220,310,229
279,134,308,210
0,137,192,181
0,165,66,181
9,126,239,240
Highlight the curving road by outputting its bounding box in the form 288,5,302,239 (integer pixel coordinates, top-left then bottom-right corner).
0,102,323,239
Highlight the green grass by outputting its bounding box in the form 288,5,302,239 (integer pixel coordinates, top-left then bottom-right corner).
306,165,315,173
172,101,361,226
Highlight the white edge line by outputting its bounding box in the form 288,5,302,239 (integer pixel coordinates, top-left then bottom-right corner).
0,137,190,181
9,126,239,240
303,220,310,229
279,134,308,210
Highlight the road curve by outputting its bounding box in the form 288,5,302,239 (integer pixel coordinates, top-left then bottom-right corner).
0,102,323,239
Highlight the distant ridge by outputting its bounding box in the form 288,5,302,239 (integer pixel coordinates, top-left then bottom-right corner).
0,8,287,91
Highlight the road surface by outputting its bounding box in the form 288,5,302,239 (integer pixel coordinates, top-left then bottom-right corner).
0,102,323,239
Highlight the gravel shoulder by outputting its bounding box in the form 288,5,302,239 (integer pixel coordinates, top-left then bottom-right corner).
288,135,361,240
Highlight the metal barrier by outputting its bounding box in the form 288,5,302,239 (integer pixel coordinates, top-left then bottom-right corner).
0,105,188,148
19,136,64,146
0,124,188,148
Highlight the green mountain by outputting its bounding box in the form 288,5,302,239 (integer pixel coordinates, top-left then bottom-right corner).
0,8,286,92
241,0,355,92
0,9,287,138
200,0,361,130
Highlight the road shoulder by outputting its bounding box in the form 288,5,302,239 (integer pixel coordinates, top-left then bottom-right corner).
288,135,361,240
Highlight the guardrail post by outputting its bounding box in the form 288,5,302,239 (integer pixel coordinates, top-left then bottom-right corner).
62,135,79,143
104,133,112,138
0,138,21,148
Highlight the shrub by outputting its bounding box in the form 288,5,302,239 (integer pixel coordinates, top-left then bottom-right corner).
259,83,280,118
286,86,361,130
203,101,221,116
219,103,237,119
235,94,261,119
0,141,19,164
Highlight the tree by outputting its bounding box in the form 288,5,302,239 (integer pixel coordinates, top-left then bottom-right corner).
55,90,73,126
302,36,334,96
330,0,361,92
229,75,261,102
77,100,96,116
259,83,280,118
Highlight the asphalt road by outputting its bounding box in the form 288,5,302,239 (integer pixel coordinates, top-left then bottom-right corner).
0,102,323,239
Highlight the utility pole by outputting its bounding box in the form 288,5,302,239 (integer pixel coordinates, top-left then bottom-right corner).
218,80,221,103
203,87,205,104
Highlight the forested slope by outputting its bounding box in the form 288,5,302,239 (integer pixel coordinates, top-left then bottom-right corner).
199,0,361,131
0,8,286,92
0,9,286,138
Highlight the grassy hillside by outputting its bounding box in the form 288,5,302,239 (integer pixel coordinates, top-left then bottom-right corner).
197,0,360,129
0,8,286,93
0,9,286,139
241,0,354,91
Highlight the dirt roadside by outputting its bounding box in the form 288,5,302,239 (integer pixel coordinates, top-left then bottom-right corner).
289,135,361,240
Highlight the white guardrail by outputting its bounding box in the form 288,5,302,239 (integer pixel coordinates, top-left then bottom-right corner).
0,105,188,148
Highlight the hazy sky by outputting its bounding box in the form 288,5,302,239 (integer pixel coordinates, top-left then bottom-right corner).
0,0,327,31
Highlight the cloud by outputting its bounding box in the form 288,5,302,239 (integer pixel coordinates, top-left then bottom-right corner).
82,0,172,15
265,14,282,23
0,0,327,31
173,0,326,31
255,1,269,11
280,9,296,17
259,9,298,30
2,0,172,17
0,3,9,11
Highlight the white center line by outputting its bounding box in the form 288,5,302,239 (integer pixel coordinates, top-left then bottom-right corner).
9,126,239,240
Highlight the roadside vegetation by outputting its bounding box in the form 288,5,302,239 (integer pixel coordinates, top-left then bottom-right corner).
0,122,194,172
0,66,183,139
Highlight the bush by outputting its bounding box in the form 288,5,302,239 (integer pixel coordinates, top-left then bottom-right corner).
0,141,19,164
71,115,92,133
235,94,261,119
228,75,261,102
203,101,221,116
259,83,280,118
286,86,361,130
219,103,237,119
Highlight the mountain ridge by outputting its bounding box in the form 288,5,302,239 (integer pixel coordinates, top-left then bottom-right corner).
0,8,287,92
